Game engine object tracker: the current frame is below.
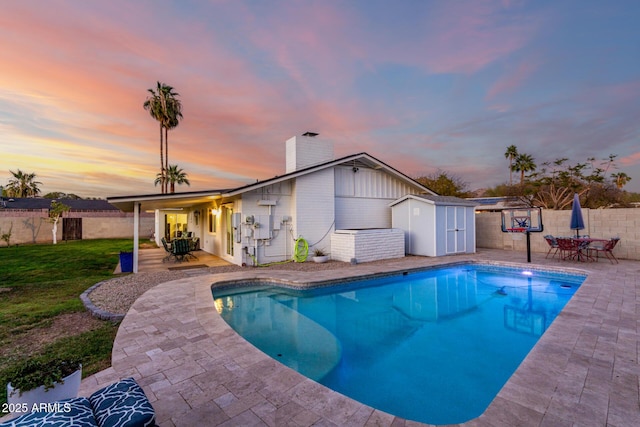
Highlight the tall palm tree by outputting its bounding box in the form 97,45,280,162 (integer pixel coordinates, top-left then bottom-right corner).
144,82,183,193
144,83,166,193
156,165,190,193
7,169,42,197
162,92,183,193
512,153,536,185
504,145,518,186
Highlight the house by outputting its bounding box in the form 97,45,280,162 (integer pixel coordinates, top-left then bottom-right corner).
108,133,438,271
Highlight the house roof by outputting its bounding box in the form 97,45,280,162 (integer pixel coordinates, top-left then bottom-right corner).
389,193,479,208
108,152,436,212
0,198,119,211
466,196,530,211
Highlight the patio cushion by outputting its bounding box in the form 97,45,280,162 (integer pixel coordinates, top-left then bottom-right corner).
0,397,97,427
89,378,156,427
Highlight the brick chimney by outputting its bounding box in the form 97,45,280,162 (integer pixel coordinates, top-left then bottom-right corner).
285,132,334,173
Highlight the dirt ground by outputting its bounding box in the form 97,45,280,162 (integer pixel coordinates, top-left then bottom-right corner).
0,311,106,360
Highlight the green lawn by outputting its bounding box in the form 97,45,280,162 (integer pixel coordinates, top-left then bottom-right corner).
0,239,132,405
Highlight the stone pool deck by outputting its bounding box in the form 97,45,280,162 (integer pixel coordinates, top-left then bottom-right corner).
78,249,639,426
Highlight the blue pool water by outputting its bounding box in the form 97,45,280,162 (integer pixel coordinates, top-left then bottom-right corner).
213,264,585,424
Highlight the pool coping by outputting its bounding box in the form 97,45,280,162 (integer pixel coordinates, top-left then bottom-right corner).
78,250,640,426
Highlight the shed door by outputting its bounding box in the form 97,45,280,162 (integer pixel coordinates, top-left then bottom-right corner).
63,218,82,241
446,207,466,254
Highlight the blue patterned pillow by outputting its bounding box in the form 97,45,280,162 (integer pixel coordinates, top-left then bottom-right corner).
0,397,97,427
89,378,156,427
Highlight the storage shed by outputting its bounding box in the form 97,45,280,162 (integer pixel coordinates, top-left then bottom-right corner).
390,194,477,257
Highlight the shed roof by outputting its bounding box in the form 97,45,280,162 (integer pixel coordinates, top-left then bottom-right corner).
389,193,478,207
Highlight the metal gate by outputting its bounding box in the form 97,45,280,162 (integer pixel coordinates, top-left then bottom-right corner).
63,218,82,241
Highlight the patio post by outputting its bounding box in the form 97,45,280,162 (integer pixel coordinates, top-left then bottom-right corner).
133,202,140,273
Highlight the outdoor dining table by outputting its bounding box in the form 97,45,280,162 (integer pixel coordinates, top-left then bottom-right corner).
558,237,608,262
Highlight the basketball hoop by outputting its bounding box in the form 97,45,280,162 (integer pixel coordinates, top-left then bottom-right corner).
501,207,544,263
506,228,525,240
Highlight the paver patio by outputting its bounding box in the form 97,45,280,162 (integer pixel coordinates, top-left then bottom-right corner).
78,249,638,426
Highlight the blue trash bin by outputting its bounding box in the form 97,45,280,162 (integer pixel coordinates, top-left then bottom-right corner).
119,251,133,273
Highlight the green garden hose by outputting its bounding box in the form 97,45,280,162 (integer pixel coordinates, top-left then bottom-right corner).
293,237,309,262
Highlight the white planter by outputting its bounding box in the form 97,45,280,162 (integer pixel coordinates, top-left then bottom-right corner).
313,255,329,263
7,366,82,413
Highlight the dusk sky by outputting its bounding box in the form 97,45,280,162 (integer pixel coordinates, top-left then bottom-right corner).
1,0,639,198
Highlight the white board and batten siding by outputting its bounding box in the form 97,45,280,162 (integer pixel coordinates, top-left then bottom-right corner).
334,166,423,229
390,194,477,257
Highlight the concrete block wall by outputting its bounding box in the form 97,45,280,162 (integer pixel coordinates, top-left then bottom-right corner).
0,211,51,244
331,228,404,263
82,216,155,240
0,210,154,246
475,208,640,260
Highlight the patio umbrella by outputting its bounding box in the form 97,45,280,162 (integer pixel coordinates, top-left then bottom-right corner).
570,193,585,237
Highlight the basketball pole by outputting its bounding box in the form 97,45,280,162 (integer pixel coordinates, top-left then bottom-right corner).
526,230,531,263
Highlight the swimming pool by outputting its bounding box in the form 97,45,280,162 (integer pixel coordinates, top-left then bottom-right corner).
213,263,586,424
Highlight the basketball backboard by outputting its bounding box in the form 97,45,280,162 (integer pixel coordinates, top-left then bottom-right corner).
501,207,543,233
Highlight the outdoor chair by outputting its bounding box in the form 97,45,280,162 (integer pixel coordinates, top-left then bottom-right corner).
555,237,580,261
543,235,559,258
189,237,200,253
171,237,196,262
587,237,620,264
161,237,175,262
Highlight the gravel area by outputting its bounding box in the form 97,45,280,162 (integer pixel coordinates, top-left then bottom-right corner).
87,261,353,316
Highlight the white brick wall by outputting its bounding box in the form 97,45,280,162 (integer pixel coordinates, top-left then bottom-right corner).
331,228,405,263
294,169,335,250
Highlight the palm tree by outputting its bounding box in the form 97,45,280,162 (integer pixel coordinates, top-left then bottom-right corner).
156,165,190,194
611,172,631,189
512,153,536,186
144,82,183,193
162,93,183,193
504,145,518,186
144,83,166,193
6,170,42,197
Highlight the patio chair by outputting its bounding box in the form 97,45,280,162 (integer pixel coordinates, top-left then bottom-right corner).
555,237,580,261
189,237,200,254
161,237,175,262
543,235,559,258
172,237,196,262
587,237,620,264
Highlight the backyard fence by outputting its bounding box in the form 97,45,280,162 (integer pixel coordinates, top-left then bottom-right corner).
476,208,640,261
0,210,154,246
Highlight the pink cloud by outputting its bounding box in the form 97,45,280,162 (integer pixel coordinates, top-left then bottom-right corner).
619,152,640,167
